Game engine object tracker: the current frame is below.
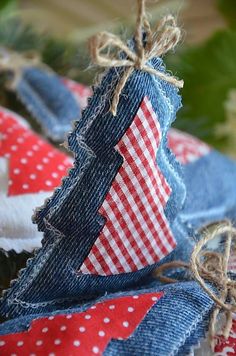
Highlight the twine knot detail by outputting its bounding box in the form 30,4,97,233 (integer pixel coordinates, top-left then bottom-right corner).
0,47,44,89
154,221,236,350
89,0,184,116
191,222,236,349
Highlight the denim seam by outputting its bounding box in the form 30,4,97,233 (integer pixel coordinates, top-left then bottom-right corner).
162,142,186,211
171,302,213,356
31,68,113,225
7,296,85,309
0,70,121,309
43,144,96,223
179,206,228,222
152,74,186,218
17,79,65,130
17,69,80,141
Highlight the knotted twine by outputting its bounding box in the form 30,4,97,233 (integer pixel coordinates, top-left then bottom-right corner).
89,0,184,116
0,47,47,89
154,221,236,350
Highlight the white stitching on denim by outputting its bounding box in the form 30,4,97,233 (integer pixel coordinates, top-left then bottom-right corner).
171,300,214,356
152,72,186,214
8,295,84,309
0,221,63,308
1,63,185,311
3,219,64,303
180,206,228,222
1,71,122,310
32,68,116,225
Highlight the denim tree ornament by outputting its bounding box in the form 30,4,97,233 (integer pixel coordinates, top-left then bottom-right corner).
0,0,187,318
0,48,80,141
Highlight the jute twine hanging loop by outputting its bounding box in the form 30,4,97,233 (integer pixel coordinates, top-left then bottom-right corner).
154,221,236,350
0,47,43,89
89,0,184,116
191,222,236,349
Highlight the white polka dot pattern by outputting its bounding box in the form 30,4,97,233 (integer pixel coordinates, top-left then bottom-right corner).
0,292,163,356
0,108,72,197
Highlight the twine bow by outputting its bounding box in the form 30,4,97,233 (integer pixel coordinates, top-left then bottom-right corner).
89,0,184,116
154,221,236,350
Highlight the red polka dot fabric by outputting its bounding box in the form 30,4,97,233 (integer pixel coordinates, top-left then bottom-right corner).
0,108,72,197
214,317,236,355
0,292,163,356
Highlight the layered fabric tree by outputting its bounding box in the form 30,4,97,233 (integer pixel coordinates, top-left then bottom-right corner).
0,1,188,317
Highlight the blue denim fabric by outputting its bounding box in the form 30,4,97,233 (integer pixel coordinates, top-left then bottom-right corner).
104,282,213,356
180,150,236,232
0,56,187,318
0,281,213,356
176,312,211,356
16,67,81,141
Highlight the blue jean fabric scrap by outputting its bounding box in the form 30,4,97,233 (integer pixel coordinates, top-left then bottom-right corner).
0,281,213,356
16,67,81,141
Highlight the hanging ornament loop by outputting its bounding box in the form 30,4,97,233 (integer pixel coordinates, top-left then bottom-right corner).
154,221,236,350
190,222,236,348
89,0,184,116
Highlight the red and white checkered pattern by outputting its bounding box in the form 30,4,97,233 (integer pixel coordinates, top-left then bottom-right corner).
80,96,175,276
168,128,210,165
